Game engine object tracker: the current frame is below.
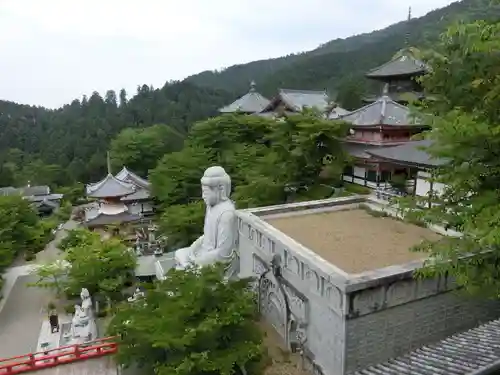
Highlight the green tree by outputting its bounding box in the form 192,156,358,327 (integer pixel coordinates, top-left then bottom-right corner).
0,196,40,269
30,260,69,296
65,234,136,297
402,19,500,297
108,264,263,375
110,124,185,177
59,227,100,252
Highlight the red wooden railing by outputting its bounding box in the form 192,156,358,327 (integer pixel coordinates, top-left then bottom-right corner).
0,336,118,374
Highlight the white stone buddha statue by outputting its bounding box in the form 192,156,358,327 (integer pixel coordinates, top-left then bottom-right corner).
174,166,236,270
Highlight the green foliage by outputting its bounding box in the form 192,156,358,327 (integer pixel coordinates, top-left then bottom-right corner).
152,113,348,242
65,232,136,297
110,124,184,177
159,201,206,249
59,228,99,252
108,264,263,375
30,260,69,296
0,196,40,270
400,19,500,298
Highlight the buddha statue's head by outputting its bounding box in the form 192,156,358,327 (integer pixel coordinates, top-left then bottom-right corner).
201,166,231,207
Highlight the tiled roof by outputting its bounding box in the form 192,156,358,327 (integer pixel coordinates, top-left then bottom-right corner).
341,95,419,127
86,174,135,198
219,81,270,113
278,89,329,112
83,211,141,228
120,188,150,201
363,91,425,104
366,140,445,167
115,167,150,189
344,143,386,159
328,106,350,119
27,194,63,202
366,50,429,79
349,318,500,375
0,185,51,197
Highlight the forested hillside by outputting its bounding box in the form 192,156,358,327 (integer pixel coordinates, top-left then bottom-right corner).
0,0,496,189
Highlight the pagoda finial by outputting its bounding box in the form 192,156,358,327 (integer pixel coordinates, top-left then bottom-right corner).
249,80,256,92
106,151,112,175
405,6,412,46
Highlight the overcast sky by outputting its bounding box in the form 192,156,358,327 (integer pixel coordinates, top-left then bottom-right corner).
0,0,456,108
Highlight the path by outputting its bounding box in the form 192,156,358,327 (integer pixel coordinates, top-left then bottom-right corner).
0,219,77,359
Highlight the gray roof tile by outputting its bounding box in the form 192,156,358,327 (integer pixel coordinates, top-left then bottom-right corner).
328,106,350,119
115,167,150,189
276,89,330,112
349,318,500,375
83,211,141,227
0,185,51,197
366,140,445,167
219,81,270,113
341,95,419,127
120,188,150,201
366,50,429,78
86,174,136,198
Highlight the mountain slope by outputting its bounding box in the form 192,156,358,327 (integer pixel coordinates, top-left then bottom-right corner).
186,0,498,95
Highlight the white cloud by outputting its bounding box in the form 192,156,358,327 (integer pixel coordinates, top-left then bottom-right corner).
0,0,456,108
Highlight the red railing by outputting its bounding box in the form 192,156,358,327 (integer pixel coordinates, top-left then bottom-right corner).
0,336,118,374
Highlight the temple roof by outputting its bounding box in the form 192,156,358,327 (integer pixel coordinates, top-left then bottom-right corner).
340,92,420,127
261,89,330,113
366,50,429,79
83,211,141,228
349,318,500,375
86,173,136,198
120,188,150,202
219,81,270,114
0,185,51,197
115,167,150,189
366,140,445,167
328,106,350,119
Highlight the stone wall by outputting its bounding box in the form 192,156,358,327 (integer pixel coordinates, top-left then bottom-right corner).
236,196,500,375
344,273,500,372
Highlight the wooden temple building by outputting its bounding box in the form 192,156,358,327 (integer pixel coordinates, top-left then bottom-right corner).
218,81,348,118
341,47,430,188
84,165,153,232
218,81,270,114
0,184,63,216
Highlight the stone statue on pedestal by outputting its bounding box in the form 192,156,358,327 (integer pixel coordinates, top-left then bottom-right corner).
174,166,237,273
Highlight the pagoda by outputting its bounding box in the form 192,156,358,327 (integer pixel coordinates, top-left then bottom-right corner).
84,156,152,230
218,81,270,114
363,9,429,104
341,85,428,187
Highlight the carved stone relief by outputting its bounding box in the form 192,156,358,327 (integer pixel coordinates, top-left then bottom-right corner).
282,282,308,323
324,283,343,311
386,280,415,307
350,287,385,317
259,274,287,342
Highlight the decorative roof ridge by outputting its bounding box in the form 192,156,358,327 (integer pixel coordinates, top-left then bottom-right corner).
86,173,135,195
279,88,327,95
115,166,150,187
366,48,428,77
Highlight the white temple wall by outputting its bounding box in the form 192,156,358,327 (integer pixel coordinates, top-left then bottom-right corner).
126,201,154,215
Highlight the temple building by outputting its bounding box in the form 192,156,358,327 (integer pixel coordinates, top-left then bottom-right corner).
84,165,153,231
218,81,270,114
366,139,446,199
259,88,331,117
341,85,428,188
0,184,63,216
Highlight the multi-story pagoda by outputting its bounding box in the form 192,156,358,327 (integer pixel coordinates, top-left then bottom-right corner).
84,159,153,231
363,48,428,104
218,81,270,114
341,85,428,187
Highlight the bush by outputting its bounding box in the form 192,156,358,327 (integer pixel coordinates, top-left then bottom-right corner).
64,304,75,314
343,182,371,195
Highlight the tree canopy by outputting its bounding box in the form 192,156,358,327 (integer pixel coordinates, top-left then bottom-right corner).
403,18,500,298
150,112,348,248
108,264,263,375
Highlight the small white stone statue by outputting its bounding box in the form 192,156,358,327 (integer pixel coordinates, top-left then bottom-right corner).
80,288,92,315
174,166,236,270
